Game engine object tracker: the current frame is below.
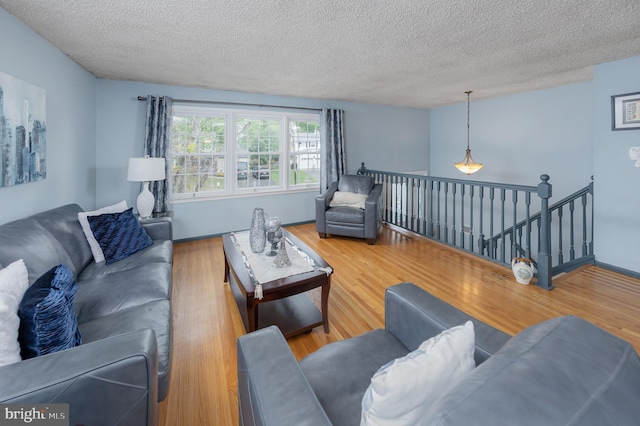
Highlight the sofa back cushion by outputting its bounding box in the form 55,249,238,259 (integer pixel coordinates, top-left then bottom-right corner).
0,204,93,284
424,315,640,425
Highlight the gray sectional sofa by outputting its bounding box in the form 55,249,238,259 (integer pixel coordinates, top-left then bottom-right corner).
0,204,172,426
238,282,640,425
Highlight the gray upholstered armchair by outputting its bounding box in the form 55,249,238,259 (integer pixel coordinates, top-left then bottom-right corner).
315,174,383,244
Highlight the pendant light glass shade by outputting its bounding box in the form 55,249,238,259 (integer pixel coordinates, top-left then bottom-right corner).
454,91,483,175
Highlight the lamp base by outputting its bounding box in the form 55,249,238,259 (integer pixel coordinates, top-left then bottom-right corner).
137,182,155,218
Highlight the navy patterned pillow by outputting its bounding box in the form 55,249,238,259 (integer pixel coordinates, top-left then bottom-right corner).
18,264,82,359
87,207,153,264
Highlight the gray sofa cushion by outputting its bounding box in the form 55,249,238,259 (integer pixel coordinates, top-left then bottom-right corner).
79,299,172,401
0,204,94,283
0,219,80,285
74,263,171,323
27,204,94,275
300,329,409,426
425,315,640,425
77,240,172,280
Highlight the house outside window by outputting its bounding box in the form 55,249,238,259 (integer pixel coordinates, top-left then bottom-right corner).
170,105,320,201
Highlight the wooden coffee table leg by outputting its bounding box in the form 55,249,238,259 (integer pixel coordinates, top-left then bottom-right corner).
223,251,229,283
321,280,331,333
246,297,259,333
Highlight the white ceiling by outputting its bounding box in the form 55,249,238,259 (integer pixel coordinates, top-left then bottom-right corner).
2,0,640,109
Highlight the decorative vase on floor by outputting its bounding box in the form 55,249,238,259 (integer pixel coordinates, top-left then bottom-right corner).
249,208,266,253
511,257,536,285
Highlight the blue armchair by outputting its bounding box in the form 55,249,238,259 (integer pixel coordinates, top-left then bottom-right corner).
315,174,383,245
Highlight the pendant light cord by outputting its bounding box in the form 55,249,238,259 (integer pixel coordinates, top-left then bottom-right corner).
466,90,472,150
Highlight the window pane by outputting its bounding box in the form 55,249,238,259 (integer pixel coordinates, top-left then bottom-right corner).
237,118,280,153
289,120,320,186
172,174,185,194
172,113,226,196
186,155,199,174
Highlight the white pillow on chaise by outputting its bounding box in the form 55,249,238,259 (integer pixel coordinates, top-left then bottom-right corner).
360,321,476,426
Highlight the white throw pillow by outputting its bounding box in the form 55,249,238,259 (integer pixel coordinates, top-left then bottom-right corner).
0,259,29,366
78,201,128,263
330,191,368,210
360,321,476,426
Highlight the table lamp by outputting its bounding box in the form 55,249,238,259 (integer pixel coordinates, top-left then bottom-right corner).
127,156,166,218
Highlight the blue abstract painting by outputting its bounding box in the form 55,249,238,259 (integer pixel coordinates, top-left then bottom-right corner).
0,70,46,187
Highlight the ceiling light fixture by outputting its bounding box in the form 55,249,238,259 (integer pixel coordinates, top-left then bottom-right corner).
454,91,483,175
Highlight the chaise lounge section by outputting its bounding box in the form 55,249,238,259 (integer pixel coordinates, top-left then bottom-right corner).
237,282,640,425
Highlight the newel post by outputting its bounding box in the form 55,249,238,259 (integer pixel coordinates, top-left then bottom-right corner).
537,174,554,290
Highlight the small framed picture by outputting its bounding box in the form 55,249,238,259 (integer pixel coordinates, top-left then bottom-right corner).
612,92,640,130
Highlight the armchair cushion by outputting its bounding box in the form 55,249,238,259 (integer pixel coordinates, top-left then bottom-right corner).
326,206,365,225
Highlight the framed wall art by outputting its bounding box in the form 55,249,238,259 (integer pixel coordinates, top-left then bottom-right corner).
612,91,640,131
0,70,47,188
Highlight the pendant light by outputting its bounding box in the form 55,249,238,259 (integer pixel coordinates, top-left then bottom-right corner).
454,91,483,174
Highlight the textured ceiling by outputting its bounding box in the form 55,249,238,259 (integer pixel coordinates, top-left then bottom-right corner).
2,0,640,108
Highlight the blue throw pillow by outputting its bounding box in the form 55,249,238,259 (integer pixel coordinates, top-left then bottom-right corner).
18,264,82,359
87,207,153,264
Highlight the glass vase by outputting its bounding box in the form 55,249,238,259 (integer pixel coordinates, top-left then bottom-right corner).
249,207,266,253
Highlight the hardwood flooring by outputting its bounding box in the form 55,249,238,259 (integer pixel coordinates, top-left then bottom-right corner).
159,223,640,425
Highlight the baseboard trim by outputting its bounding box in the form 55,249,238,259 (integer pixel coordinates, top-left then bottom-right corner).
174,220,316,243
595,261,640,279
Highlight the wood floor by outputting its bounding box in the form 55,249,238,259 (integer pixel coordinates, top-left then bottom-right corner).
159,223,640,426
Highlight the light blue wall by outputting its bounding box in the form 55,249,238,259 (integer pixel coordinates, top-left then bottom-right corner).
430,83,593,198
0,7,97,224
95,79,429,240
430,73,640,274
593,56,640,273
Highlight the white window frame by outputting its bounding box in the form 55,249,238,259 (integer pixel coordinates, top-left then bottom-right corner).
170,105,321,202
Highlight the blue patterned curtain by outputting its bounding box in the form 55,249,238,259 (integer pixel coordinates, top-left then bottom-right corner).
320,108,346,191
143,95,172,213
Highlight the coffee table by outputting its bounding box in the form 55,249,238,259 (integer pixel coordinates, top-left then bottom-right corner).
223,229,332,338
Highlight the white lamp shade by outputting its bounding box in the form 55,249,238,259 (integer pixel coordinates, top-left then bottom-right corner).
127,157,166,182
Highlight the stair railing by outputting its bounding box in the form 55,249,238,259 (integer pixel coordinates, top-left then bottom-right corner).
485,179,594,275
361,165,593,290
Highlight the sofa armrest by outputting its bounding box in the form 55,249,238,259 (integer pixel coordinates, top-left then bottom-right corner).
142,217,173,241
237,326,332,426
385,283,511,364
0,329,159,426
315,182,339,234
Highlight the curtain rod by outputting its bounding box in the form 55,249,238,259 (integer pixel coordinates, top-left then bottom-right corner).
137,96,322,112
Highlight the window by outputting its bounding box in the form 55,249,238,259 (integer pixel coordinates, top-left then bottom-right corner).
170,106,320,201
